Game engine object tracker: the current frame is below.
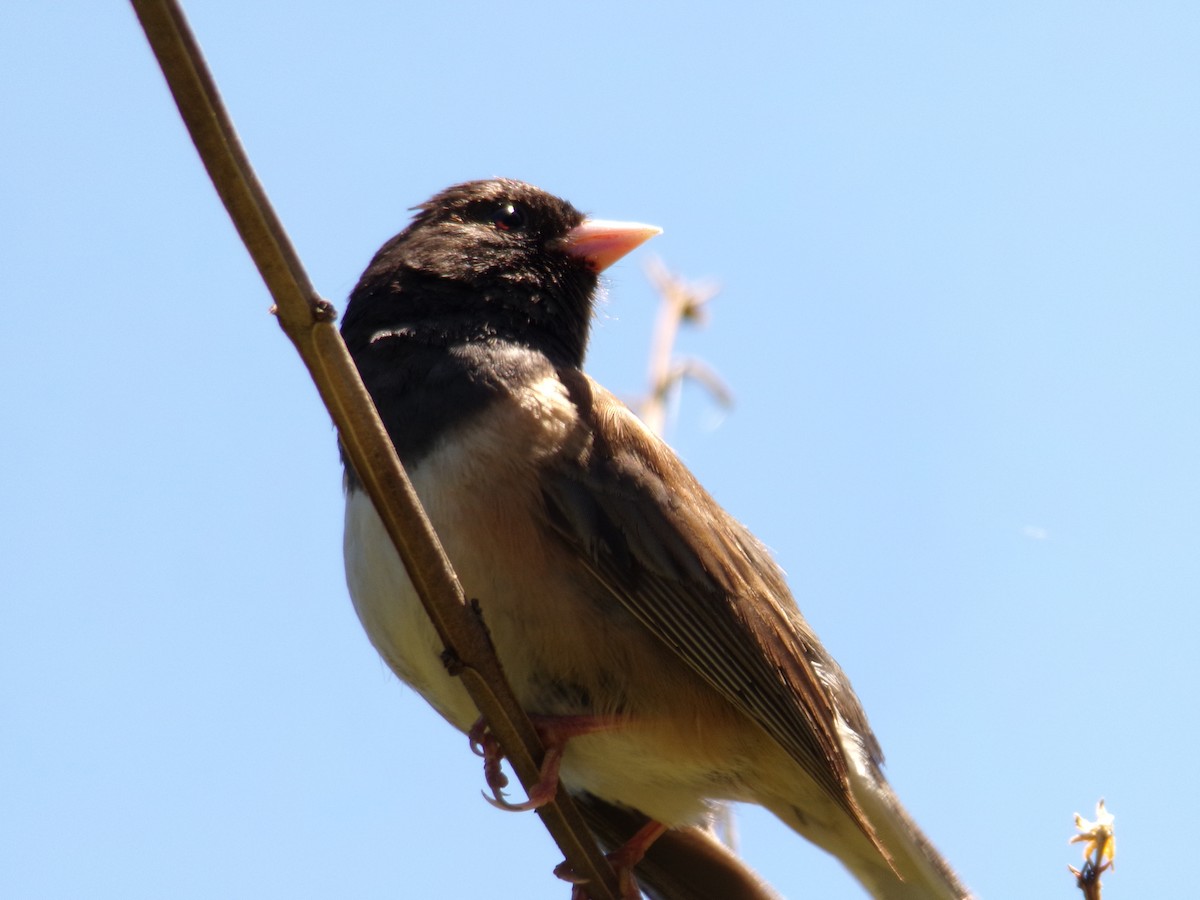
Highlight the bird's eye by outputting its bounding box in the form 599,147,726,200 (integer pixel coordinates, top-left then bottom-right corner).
492,202,526,232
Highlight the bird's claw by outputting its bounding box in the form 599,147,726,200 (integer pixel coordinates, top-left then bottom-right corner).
467,717,562,812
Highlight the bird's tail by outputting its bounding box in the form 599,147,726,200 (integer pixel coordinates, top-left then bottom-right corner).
766,781,970,900
854,776,971,900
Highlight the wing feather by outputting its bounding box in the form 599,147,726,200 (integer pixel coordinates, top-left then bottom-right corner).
540,371,884,844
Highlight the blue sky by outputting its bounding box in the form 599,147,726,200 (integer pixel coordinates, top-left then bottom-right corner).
3,3,1197,898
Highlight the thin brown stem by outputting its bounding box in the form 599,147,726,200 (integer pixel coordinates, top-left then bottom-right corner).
128,2,620,896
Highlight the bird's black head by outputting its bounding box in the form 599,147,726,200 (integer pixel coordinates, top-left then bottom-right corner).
339,180,659,467
343,179,606,369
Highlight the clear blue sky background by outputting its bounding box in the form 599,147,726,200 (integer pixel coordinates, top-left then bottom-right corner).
3,3,1197,898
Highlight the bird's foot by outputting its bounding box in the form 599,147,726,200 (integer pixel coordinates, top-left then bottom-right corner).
468,714,623,812
555,819,668,900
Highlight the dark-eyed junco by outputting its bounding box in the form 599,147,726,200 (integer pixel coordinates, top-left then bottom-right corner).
340,178,969,899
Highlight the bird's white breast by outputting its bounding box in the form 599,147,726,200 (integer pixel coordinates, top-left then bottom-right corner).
341,374,581,731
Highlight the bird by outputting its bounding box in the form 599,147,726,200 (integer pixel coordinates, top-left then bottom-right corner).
339,178,970,899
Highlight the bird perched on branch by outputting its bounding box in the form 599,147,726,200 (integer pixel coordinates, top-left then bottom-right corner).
340,178,970,900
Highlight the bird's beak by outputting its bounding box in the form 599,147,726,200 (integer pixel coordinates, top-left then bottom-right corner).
562,219,662,273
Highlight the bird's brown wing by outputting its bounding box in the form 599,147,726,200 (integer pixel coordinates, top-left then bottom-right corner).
539,371,883,847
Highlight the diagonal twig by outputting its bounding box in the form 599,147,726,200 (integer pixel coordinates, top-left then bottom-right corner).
127,2,621,896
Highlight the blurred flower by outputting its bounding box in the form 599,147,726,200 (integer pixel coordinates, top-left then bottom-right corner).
1070,799,1116,866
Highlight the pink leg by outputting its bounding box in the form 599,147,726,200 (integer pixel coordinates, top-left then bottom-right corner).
468,714,623,812
557,819,669,900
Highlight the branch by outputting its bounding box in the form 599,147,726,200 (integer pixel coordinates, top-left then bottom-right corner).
128,2,620,897
640,258,729,434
